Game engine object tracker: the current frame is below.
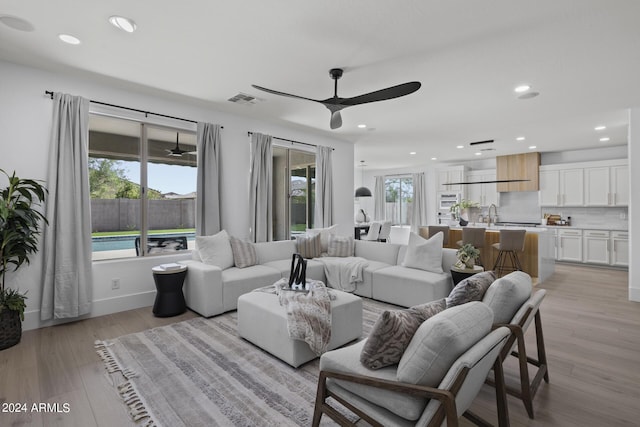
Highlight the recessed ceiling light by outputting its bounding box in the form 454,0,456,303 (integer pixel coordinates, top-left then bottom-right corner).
409,151,416,155
109,15,137,33
357,124,367,128
514,85,531,93
431,157,437,160
594,125,606,131
456,145,464,149
600,137,610,142
58,34,81,45
529,145,537,150
475,152,482,156
0,15,35,32
516,136,525,141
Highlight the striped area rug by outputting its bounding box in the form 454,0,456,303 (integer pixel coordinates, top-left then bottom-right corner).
96,298,394,426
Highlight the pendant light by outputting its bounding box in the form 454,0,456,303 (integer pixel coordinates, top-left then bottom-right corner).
355,160,372,197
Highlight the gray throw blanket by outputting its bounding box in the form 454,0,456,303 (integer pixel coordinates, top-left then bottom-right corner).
262,278,334,355
316,256,369,292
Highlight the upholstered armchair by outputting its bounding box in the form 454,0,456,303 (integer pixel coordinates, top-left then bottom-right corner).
312,302,511,427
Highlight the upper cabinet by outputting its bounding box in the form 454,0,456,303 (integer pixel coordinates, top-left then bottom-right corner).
539,160,627,207
437,166,467,193
465,169,499,207
496,152,540,192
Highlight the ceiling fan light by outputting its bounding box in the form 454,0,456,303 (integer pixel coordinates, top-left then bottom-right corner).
355,187,372,197
109,15,137,33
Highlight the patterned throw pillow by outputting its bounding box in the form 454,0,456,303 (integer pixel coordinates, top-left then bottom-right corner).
446,270,496,308
360,298,447,370
295,233,322,259
229,236,257,268
327,234,354,257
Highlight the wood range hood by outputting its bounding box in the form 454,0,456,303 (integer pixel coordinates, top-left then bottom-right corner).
496,152,540,192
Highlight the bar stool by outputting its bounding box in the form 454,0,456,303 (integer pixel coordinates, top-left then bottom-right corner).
491,229,526,276
427,225,450,246
456,227,486,266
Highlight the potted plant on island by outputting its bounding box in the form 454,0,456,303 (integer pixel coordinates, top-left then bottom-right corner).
0,169,47,350
455,243,480,270
450,199,479,225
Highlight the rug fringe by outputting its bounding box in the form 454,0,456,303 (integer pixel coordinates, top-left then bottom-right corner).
95,340,157,427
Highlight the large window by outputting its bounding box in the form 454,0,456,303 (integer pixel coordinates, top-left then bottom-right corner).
273,146,316,240
385,176,413,225
89,115,197,260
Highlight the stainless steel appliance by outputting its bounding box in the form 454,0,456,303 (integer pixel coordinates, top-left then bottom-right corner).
437,192,461,223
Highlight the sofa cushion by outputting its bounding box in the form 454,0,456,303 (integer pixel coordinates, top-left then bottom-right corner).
328,234,355,257
482,271,532,323
306,225,337,253
320,340,427,421
221,265,282,312
372,266,451,308
354,240,402,265
295,233,322,259
446,271,496,308
196,230,234,269
397,301,493,386
254,240,296,264
402,232,443,273
360,298,447,370
229,236,257,268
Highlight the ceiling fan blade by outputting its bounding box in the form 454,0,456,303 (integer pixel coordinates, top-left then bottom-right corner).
330,111,342,129
341,81,421,106
252,84,320,103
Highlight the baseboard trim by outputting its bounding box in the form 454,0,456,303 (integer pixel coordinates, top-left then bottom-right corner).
22,291,156,331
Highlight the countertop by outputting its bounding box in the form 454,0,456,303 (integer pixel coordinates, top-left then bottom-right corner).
445,223,628,232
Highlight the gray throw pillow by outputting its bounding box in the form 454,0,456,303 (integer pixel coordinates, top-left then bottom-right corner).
295,233,322,259
360,298,447,370
447,271,496,308
229,236,257,268
327,234,354,257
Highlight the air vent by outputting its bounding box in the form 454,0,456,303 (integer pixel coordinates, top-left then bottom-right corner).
228,92,263,105
469,139,494,146
480,148,495,152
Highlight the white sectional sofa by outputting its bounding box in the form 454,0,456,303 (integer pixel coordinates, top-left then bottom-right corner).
179,238,457,318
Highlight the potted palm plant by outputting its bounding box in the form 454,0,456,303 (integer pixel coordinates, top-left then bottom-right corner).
450,199,479,225
0,169,47,350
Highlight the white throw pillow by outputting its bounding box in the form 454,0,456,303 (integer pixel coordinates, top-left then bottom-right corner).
402,232,444,273
306,224,337,253
195,230,234,270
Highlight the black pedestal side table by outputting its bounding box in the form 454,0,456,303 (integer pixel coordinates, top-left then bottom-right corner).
450,265,485,286
151,264,188,317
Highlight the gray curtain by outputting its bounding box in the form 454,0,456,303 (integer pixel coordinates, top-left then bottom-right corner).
314,145,333,227
411,172,428,233
374,175,386,221
249,133,272,242
196,123,221,236
41,93,92,320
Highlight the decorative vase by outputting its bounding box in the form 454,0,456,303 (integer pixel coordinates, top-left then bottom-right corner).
0,309,22,350
355,209,368,223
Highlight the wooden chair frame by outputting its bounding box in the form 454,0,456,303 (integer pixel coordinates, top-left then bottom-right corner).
487,306,549,419
312,357,510,427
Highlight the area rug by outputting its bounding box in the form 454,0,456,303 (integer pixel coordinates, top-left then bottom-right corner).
95,298,394,427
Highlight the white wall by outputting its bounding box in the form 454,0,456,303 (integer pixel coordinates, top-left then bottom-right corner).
628,108,639,302
0,59,354,330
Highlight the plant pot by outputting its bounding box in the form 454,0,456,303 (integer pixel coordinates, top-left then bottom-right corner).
464,258,475,269
0,309,22,350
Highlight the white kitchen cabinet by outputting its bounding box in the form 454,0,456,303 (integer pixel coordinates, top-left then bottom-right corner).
584,164,629,206
583,230,610,265
611,231,629,267
539,167,583,206
437,167,466,193
557,229,582,262
465,170,498,207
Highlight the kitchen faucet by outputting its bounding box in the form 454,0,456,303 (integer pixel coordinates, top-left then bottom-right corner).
488,204,498,226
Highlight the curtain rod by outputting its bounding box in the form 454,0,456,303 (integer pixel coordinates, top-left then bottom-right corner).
45,90,223,128
247,131,333,150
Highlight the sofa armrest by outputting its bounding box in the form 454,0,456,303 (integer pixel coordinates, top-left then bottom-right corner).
178,260,224,317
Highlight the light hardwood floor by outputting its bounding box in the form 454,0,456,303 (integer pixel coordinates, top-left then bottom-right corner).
0,264,638,426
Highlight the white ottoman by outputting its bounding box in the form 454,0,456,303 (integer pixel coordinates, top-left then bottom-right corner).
237,289,363,367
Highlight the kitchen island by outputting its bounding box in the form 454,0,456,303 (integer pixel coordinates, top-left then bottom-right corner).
422,225,555,284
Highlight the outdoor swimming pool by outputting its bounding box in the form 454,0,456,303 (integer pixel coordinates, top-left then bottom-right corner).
92,232,196,252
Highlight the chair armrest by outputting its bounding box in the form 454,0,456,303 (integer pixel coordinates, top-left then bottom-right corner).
319,370,458,426
178,260,224,317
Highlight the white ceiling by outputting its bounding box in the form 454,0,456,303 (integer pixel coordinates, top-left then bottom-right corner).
1,0,638,169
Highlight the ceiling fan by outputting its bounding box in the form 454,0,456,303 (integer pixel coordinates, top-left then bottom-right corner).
166,133,196,157
252,68,421,129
